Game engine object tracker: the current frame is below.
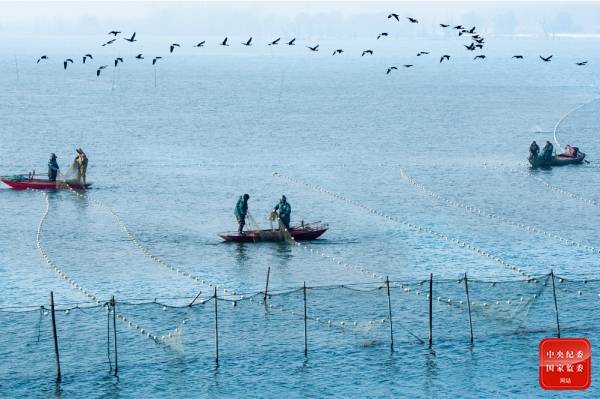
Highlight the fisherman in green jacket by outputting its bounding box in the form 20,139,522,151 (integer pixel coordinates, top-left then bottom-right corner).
273,195,291,229
234,194,250,234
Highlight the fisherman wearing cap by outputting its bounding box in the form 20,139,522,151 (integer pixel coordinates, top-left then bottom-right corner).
48,153,59,182
273,195,292,229
235,194,250,234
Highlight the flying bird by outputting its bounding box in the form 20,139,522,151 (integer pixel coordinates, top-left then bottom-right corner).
269,38,281,46
540,55,553,62
407,17,418,23
96,65,107,77
417,51,429,56
576,61,588,66
152,56,162,65
287,38,296,45
63,58,73,70
108,31,121,36
135,54,144,59
474,55,486,60
386,66,398,74
388,13,400,21
102,39,116,46
440,24,449,28
332,49,343,56
170,43,180,53
36,55,48,63
475,44,483,49
82,54,93,64
440,55,450,63
242,37,252,46
377,32,388,40
307,44,319,52
512,55,524,59
361,50,373,56
195,41,205,47
468,27,476,34
124,32,136,42
114,57,123,67
453,25,464,30
403,64,413,68
465,43,476,51
221,37,229,46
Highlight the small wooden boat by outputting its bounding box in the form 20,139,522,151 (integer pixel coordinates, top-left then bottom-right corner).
0,175,91,190
219,222,328,243
529,152,586,168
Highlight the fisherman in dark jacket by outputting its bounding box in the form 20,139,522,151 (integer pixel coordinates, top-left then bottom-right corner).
273,195,291,229
529,141,540,159
48,153,59,182
542,141,554,162
234,194,250,234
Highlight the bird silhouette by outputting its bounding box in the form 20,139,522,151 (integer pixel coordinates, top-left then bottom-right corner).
453,25,463,30
332,49,343,56
287,38,296,45
407,17,418,23
475,44,483,49
377,32,388,40
195,41,205,47
388,13,400,21
307,44,319,52
403,64,413,68
576,61,588,66
540,55,553,62
386,66,398,74
512,55,524,59
465,43,476,51
170,43,181,53
108,31,121,36
114,57,123,67
135,54,144,59
102,39,116,46
221,37,229,46
124,32,136,42
440,24,449,28
37,55,48,64
242,37,252,46
152,56,162,65
82,54,93,64
269,38,281,46
468,27,476,33
362,50,373,56
63,59,73,70
440,55,450,63
417,51,429,56
474,55,486,60
96,65,108,77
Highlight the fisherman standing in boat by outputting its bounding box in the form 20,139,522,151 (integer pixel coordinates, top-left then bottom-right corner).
273,195,292,229
529,141,539,160
48,153,59,182
73,148,88,185
542,141,554,162
235,194,250,235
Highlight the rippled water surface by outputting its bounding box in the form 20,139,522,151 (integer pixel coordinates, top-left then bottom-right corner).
1,37,600,397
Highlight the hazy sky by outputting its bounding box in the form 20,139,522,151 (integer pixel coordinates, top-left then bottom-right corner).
2,1,600,39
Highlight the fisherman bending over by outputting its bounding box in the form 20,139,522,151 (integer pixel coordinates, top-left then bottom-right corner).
48,153,59,182
529,141,539,159
542,141,553,162
235,194,250,234
273,195,292,229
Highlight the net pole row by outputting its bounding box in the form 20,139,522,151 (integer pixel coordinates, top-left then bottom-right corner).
264,266,271,304
464,273,474,344
111,296,118,377
50,291,62,383
303,281,308,357
550,270,561,338
214,287,219,365
386,276,394,351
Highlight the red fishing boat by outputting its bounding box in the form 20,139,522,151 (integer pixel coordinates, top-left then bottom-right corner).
0,175,91,190
219,222,328,243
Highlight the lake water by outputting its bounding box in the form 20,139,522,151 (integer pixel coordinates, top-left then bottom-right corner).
1,37,600,397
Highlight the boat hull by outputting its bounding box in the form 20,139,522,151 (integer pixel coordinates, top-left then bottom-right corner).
0,177,91,190
219,224,328,243
528,152,586,168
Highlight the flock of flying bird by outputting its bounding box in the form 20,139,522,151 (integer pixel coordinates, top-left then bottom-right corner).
34,14,590,77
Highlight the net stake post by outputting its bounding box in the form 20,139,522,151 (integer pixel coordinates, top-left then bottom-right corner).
464,273,474,344
429,273,433,347
385,276,394,351
214,287,219,365
264,266,271,305
303,282,308,357
111,296,118,376
50,291,61,383
550,270,561,338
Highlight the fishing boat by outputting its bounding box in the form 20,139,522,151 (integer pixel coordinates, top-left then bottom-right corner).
528,152,586,168
219,222,328,243
0,174,91,190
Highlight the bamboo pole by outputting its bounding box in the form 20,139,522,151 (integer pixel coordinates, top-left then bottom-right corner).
50,291,61,383
385,276,394,351
303,282,308,356
464,273,474,344
214,287,219,364
111,296,118,376
550,270,561,338
428,273,433,347
264,266,271,303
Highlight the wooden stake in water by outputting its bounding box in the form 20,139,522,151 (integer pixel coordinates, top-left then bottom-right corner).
264,266,271,303
214,287,219,365
303,282,308,356
464,273,474,344
550,270,561,338
111,296,118,376
428,273,433,347
385,276,394,351
50,291,61,383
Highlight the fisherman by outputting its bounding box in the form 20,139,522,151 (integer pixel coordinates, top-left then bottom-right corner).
564,144,579,158
529,141,540,159
273,195,292,229
542,141,554,162
234,194,250,234
73,148,88,185
48,153,59,182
